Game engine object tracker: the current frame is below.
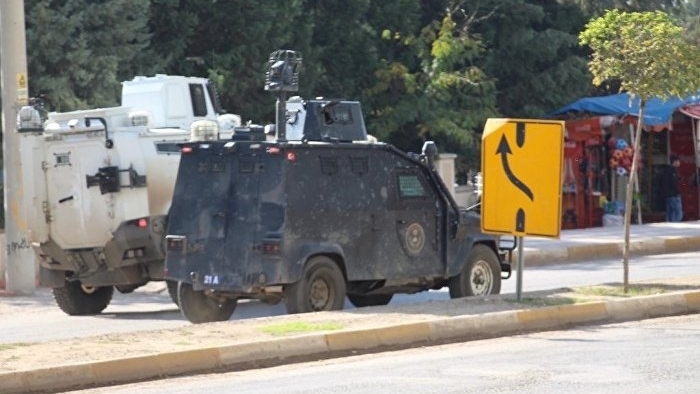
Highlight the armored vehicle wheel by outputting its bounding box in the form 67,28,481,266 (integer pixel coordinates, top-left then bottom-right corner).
285,256,346,314
166,280,179,306
52,279,114,315
448,244,501,298
177,282,237,324
347,293,393,308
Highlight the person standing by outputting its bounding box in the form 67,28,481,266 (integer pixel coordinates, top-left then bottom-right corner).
660,154,683,222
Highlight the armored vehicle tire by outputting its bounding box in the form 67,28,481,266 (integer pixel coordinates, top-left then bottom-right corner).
285,256,346,314
347,293,393,308
166,280,179,306
448,244,501,298
177,282,237,324
52,279,114,315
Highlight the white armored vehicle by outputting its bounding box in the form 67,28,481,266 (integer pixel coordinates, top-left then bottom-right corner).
22,75,240,315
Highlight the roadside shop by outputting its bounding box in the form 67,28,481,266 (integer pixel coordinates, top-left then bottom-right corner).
550,94,700,228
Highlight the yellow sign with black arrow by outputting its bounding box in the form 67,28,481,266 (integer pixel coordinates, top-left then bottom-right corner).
481,118,564,238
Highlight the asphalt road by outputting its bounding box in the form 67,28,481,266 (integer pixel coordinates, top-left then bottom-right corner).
1,250,699,344
57,313,700,394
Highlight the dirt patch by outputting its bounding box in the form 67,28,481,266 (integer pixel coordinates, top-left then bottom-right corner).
0,295,526,372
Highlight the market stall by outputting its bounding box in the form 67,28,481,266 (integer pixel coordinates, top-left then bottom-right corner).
550,93,700,226
562,118,606,229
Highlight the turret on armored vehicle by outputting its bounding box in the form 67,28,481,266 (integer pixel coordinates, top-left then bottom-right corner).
164,51,513,323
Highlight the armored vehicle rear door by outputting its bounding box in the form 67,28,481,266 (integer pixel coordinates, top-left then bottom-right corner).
167,146,240,278
167,143,273,287
45,140,116,249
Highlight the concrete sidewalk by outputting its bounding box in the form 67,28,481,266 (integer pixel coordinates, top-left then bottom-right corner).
519,220,700,264
1,221,700,394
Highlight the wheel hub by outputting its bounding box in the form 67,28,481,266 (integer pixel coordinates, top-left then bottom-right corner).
309,278,330,310
80,285,98,295
470,261,493,296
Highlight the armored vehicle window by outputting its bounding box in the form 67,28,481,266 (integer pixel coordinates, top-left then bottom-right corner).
350,157,368,175
155,142,180,154
197,156,227,172
398,174,428,198
322,104,352,125
189,84,208,117
206,79,225,114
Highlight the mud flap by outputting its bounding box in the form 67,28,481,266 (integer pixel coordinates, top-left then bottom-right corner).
39,265,66,288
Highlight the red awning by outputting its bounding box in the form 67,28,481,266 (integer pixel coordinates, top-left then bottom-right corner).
680,104,700,119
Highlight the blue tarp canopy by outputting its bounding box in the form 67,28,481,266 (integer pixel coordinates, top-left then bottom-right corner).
549,93,700,127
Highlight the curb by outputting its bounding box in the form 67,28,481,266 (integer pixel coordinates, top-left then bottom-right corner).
520,235,700,265
3,290,700,394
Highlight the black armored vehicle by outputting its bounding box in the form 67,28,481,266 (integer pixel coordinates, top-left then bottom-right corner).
164,51,512,323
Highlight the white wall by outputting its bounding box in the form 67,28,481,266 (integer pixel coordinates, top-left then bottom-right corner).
0,231,5,288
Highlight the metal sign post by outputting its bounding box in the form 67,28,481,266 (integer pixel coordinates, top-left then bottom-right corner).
516,236,524,300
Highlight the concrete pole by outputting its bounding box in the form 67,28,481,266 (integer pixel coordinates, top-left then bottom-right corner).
1,0,36,294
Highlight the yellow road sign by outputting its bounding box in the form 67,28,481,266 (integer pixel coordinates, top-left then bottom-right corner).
481,118,564,238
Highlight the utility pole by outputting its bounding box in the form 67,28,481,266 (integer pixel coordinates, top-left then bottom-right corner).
1,0,36,294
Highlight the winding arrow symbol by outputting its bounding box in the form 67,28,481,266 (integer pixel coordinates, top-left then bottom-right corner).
496,134,534,201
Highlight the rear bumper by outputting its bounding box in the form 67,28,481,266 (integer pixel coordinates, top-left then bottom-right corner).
35,216,167,286
164,235,287,293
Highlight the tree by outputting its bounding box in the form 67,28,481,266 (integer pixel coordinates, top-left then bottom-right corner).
148,0,199,73
579,10,700,291
160,0,307,122
470,0,592,118
571,0,686,16
364,7,498,180
304,0,377,100
25,0,153,110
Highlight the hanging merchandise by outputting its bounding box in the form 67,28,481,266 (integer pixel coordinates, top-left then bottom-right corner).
615,138,628,150
607,136,640,174
562,118,607,228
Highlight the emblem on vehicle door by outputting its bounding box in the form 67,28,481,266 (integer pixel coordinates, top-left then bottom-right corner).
400,222,425,257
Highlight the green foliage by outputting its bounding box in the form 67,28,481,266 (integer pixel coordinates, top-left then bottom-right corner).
365,10,498,181
153,0,308,122
147,0,198,73
579,9,700,101
304,0,377,101
25,0,153,110
572,0,687,17
469,0,592,117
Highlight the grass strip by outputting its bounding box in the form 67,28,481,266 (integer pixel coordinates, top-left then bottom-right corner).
260,321,343,336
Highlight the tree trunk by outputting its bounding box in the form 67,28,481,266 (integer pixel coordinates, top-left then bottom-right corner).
622,102,645,293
